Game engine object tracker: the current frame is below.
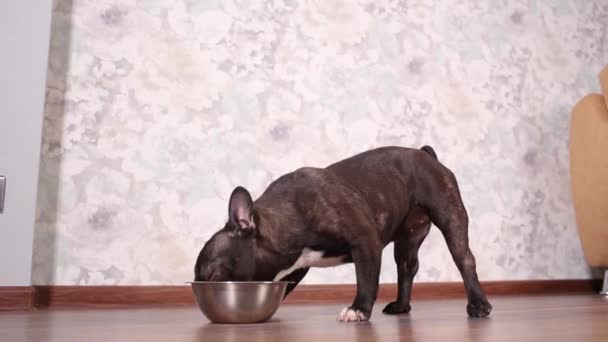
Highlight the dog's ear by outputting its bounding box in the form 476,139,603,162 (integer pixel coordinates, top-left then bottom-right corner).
228,186,255,235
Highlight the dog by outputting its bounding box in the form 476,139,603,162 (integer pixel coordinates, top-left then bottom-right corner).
194,146,492,322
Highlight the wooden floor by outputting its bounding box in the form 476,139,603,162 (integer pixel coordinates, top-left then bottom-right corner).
1,294,607,341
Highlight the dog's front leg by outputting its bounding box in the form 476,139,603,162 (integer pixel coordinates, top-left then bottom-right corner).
282,267,309,299
337,244,381,322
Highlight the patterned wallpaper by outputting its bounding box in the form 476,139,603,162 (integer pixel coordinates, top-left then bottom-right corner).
32,0,608,285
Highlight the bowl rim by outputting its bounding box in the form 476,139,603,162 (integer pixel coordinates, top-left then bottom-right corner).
186,281,294,284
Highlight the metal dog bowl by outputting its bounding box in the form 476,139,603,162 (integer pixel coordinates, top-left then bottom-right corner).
189,281,290,324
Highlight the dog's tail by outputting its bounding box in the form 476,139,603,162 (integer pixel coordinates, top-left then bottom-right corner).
420,145,438,159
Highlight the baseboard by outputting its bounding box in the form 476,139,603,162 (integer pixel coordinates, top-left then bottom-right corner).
0,287,34,310
0,279,601,310
34,285,195,308
284,279,602,303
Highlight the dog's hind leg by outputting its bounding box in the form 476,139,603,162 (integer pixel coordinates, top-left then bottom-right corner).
423,171,492,318
383,206,431,315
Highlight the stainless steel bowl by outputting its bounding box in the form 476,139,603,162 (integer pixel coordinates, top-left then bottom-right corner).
189,281,290,324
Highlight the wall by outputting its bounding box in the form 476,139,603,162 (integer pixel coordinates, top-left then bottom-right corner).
32,0,608,285
0,2,52,286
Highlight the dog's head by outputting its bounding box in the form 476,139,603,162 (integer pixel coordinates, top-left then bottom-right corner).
194,186,257,281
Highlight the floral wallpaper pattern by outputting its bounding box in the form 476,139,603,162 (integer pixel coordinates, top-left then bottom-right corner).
33,0,608,285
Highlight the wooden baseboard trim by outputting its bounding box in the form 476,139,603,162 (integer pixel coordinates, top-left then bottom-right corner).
33,285,195,309
285,279,602,304
0,287,34,310
0,279,601,310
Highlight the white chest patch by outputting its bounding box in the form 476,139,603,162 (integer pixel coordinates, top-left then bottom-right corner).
273,248,345,281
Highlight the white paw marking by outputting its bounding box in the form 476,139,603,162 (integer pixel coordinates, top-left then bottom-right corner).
337,307,368,322
274,248,345,281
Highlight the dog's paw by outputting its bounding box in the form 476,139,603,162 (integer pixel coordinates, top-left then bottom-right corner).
382,301,411,315
467,299,492,318
337,307,368,322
